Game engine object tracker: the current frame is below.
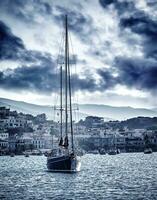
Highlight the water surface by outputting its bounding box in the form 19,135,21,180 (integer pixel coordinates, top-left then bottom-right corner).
0,153,157,200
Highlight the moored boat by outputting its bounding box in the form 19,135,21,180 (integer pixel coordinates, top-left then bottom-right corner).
99,148,106,155
47,15,81,173
144,148,152,154
108,150,117,155
10,153,15,157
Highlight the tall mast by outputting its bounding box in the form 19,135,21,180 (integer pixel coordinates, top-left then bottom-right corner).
59,65,63,146
65,15,68,145
68,44,74,153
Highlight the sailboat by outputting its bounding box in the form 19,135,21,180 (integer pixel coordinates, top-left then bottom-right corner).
47,15,81,172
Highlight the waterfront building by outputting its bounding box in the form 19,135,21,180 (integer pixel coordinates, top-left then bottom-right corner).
22,135,34,150
32,136,45,149
0,139,8,149
115,134,126,150
0,130,9,140
125,136,144,152
8,136,17,152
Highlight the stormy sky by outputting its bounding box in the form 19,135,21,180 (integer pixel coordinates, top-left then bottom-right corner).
0,0,157,108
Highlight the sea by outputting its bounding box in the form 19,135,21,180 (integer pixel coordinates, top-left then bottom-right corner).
0,153,157,200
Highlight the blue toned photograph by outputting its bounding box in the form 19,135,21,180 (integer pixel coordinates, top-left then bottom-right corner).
0,0,157,199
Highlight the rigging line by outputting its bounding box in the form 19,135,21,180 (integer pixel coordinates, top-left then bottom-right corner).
58,29,64,141
69,31,79,106
69,27,79,128
54,27,64,123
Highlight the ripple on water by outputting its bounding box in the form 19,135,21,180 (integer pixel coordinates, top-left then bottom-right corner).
0,153,157,200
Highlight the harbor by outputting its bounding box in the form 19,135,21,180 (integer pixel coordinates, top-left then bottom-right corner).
0,0,157,199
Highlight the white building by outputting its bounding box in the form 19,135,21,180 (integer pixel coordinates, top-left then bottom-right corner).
32,138,45,149
0,139,8,149
0,132,9,140
2,116,27,128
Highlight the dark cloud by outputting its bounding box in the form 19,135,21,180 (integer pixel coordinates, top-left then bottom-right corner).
0,60,101,94
0,0,53,24
71,74,98,92
0,0,31,23
146,0,157,7
120,12,157,39
0,0,94,43
0,21,25,60
115,57,157,91
99,0,117,8
54,6,93,42
0,56,58,93
0,20,53,64
1,19,157,95
98,69,118,90
99,0,135,15
99,0,157,89
1,0,157,96
95,56,157,93
120,11,157,59
0,21,99,94
99,0,157,60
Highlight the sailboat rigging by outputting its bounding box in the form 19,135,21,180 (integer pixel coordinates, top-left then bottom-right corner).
47,15,81,172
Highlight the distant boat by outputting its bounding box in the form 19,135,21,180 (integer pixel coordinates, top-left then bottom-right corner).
31,150,42,156
117,149,120,154
144,148,152,154
87,150,99,154
108,149,120,155
10,153,15,157
99,148,106,155
24,153,29,157
108,150,117,155
47,15,81,173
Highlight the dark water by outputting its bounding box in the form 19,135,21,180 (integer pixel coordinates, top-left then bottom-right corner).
0,153,157,200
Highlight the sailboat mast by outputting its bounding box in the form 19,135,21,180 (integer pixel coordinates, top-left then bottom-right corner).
64,15,74,152
68,48,74,153
65,15,68,141
60,65,63,140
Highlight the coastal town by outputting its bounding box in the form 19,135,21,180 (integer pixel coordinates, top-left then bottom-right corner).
0,106,157,156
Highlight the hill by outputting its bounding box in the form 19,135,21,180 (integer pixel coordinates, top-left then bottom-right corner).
0,97,157,120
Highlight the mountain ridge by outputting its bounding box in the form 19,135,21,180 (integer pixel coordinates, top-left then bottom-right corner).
0,97,157,121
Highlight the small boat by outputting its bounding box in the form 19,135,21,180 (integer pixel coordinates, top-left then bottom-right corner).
10,153,15,157
144,148,152,154
47,15,81,173
24,153,29,157
32,150,42,156
108,149,117,155
99,148,106,155
87,150,99,154
117,149,120,154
